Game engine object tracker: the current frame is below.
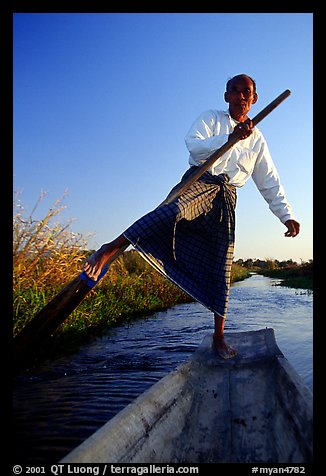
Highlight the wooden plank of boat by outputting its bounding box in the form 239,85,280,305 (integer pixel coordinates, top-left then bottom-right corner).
60,328,312,464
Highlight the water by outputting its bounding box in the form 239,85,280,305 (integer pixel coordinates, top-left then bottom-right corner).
13,274,313,463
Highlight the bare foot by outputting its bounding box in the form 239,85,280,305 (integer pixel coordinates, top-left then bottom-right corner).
83,235,130,281
212,335,237,359
83,244,115,281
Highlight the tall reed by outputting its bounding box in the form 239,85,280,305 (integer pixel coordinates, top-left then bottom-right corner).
13,191,90,335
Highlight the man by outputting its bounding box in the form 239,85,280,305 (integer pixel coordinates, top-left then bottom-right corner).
83,74,300,359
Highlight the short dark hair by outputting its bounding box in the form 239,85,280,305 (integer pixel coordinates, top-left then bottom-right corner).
226,74,257,93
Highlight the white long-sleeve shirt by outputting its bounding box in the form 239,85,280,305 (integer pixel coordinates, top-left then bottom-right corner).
184,109,294,224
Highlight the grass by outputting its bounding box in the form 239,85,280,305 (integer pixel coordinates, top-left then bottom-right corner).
13,191,91,335
258,262,313,291
231,262,252,283
13,192,251,361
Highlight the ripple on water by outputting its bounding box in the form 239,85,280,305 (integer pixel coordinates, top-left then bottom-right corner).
13,274,312,463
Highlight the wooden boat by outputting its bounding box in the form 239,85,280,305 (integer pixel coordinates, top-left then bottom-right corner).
61,328,312,464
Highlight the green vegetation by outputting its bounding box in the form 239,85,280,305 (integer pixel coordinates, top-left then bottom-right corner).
258,262,312,291
13,192,311,361
13,191,90,336
231,262,252,283
234,258,313,291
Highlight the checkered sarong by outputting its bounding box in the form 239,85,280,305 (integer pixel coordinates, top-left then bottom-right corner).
123,167,237,318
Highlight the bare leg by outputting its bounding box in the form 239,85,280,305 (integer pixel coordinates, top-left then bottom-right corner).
212,313,237,359
83,234,130,281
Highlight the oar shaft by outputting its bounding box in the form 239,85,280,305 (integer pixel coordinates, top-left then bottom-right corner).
251,89,291,127
160,89,291,207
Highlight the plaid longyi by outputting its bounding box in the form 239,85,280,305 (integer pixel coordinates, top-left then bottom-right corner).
123,167,237,318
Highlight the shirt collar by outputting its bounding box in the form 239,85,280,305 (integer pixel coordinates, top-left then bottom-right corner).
225,109,240,124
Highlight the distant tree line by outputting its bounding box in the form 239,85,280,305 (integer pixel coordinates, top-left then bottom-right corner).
234,258,313,270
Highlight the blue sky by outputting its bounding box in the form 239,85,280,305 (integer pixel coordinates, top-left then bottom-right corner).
13,13,313,262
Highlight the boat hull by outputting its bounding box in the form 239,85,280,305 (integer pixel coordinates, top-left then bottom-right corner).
61,328,312,463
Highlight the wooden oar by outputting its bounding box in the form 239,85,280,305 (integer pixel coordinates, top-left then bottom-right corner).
13,89,291,370
160,89,291,206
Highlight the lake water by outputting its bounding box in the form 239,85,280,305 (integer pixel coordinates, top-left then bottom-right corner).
13,274,313,463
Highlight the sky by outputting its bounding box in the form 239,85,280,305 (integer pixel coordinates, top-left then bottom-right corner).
13,12,313,262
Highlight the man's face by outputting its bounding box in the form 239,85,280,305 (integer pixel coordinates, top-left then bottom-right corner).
224,76,258,120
